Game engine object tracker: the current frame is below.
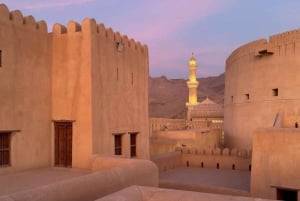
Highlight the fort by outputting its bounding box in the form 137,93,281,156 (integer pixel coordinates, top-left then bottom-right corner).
0,2,300,201
225,28,300,149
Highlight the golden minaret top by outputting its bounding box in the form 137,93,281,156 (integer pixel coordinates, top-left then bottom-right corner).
186,53,199,120
189,52,197,68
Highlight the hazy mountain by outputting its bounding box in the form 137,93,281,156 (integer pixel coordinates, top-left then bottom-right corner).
149,73,225,119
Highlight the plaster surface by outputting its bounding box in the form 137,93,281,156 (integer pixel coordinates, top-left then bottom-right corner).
225,29,300,149
0,157,158,201
160,167,250,195
97,186,273,201
251,128,300,200
0,3,149,174
0,168,91,196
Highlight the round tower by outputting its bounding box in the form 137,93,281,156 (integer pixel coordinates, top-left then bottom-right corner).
186,53,199,120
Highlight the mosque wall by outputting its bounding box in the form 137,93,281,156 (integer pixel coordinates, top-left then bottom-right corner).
0,4,51,174
225,29,300,150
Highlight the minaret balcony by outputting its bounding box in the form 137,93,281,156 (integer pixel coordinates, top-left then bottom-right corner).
187,81,199,87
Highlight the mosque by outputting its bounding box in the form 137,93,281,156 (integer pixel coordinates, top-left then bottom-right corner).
0,2,300,201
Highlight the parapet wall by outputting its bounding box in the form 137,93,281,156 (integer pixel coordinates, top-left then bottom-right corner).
0,157,158,201
0,3,147,54
181,147,251,172
52,18,147,54
226,28,300,67
0,4,47,32
152,147,252,173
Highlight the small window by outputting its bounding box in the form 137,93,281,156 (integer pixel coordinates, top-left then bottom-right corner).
277,188,298,201
272,88,278,96
0,50,2,67
245,93,250,100
114,134,122,155
129,132,138,157
0,132,11,167
231,96,233,102
116,68,119,81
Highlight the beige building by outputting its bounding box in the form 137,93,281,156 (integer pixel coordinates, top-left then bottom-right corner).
0,3,149,174
149,55,224,157
224,29,300,200
225,29,300,150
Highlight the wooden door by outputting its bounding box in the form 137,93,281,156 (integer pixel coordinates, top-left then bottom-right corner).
54,122,72,167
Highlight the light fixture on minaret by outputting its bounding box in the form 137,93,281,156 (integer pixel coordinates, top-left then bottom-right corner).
186,53,199,121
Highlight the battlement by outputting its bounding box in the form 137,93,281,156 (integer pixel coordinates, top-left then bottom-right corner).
0,3,147,53
227,28,300,66
0,4,47,32
269,28,300,44
152,148,252,173
52,18,147,53
178,147,251,158
226,39,267,66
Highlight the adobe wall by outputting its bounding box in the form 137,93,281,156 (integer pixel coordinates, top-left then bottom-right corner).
51,20,95,168
0,4,51,174
251,128,300,200
90,21,149,159
181,148,251,171
150,129,221,157
225,29,300,149
152,147,251,173
51,17,150,164
151,152,182,172
0,2,150,172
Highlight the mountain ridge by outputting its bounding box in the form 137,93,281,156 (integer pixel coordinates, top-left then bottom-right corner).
149,73,225,119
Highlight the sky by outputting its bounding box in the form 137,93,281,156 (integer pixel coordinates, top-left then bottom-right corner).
1,0,300,79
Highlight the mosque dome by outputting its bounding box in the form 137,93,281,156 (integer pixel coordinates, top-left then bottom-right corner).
189,53,197,67
190,97,224,119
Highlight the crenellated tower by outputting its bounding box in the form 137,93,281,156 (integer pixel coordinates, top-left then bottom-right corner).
186,53,199,120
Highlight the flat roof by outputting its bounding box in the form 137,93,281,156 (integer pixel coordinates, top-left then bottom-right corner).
0,167,91,196
159,167,250,195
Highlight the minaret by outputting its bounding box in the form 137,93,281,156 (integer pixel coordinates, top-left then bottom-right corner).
186,53,199,120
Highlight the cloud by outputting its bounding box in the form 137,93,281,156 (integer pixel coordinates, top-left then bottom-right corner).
107,0,237,78
4,0,95,10
115,0,236,42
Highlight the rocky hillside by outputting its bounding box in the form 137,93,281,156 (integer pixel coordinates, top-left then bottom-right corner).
149,73,225,118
